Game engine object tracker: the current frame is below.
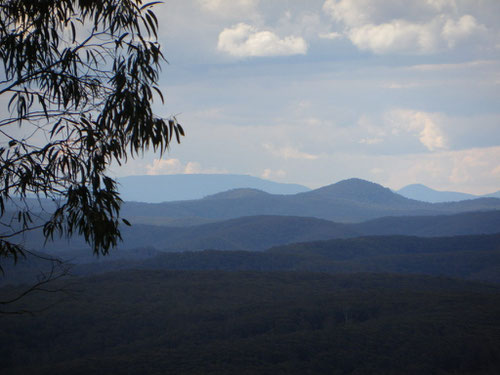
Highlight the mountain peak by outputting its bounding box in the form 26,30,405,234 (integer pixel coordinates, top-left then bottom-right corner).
117,174,309,203
203,188,271,200
305,178,409,204
397,184,477,203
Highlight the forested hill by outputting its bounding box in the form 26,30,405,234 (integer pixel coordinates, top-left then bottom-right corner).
12,210,500,255
5,232,500,285
6,232,493,285
12,210,500,254
121,178,500,224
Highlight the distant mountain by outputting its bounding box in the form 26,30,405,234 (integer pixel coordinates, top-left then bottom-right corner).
305,178,409,204
9,178,500,255
397,184,477,202
397,183,500,203
30,215,355,254
112,210,500,252
117,174,310,203
26,210,500,255
121,178,500,224
118,215,356,252
485,190,500,199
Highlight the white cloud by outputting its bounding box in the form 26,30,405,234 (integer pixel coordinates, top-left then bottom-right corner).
198,0,260,19
146,158,183,175
323,0,375,27
382,81,423,89
217,23,307,57
318,32,342,40
395,146,500,194
348,20,440,54
146,158,226,175
426,0,457,12
387,109,447,151
261,168,287,180
441,15,485,48
408,60,497,71
322,0,488,54
263,143,319,160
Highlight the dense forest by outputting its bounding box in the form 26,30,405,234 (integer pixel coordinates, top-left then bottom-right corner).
2,271,500,374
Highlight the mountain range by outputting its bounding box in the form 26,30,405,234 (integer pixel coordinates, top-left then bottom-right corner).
116,173,500,204
121,178,500,225
21,209,499,257
117,174,310,202
8,178,500,256
397,183,500,203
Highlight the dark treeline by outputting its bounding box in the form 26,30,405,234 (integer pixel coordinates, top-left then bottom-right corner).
3,233,500,286
72,233,500,284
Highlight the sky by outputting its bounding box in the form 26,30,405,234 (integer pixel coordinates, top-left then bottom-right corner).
113,0,500,195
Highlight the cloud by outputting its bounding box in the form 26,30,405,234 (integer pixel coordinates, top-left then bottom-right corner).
198,0,259,19
322,0,488,54
441,15,486,48
389,146,500,194
408,60,496,71
381,81,423,89
387,110,447,151
146,158,226,175
261,168,287,180
217,23,307,57
347,20,440,54
318,32,342,40
263,143,319,160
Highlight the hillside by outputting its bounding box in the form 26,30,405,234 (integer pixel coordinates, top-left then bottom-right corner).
353,210,500,237
14,210,500,255
8,233,497,285
63,233,500,284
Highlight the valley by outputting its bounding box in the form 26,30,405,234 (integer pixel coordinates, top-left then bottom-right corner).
2,176,500,374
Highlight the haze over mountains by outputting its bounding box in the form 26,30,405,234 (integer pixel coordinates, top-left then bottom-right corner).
121,178,500,225
117,174,310,202
397,183,500,203
117,173,500,204
22,210,498,256
8,177,500,256
5,177,500,375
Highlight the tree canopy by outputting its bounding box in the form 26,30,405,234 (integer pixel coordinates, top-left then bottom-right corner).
0,0,183,265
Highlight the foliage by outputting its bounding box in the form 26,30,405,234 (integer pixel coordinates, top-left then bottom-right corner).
1,270,500,374
0,0,183,264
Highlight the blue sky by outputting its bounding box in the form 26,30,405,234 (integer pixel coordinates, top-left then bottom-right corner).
113,0,500,194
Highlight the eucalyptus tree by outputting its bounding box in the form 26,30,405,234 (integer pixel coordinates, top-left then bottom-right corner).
0,0,183,268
